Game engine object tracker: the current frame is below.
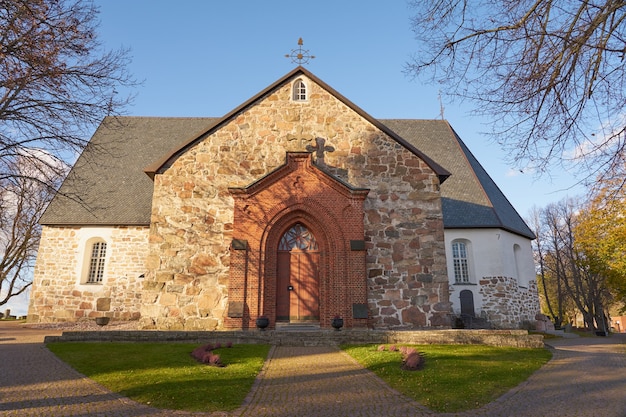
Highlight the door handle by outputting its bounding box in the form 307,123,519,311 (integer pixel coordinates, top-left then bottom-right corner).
287,285,294,291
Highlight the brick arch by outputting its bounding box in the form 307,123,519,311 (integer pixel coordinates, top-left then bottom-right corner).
226,152,369,329
260,205,346,328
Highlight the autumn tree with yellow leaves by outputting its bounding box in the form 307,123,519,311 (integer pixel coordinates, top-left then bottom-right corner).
574,181,626,316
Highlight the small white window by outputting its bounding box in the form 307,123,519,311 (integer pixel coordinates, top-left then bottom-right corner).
452,241,470,283
86,241,107,283
293,79,307,101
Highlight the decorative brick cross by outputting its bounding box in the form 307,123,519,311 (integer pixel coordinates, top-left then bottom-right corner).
306,137,334,165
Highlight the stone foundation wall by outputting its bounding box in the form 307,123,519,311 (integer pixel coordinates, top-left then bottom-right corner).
27,226,148,323
45,329,544,349
479,276,540,328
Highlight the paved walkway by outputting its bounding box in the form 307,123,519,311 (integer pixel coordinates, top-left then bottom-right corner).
0,322,624,417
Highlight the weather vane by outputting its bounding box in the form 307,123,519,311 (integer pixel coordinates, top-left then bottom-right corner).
285,38,315,65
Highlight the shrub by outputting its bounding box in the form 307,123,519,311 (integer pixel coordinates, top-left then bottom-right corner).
191,344,213,362
191,342,232,367
202,352,223,367
400,347,424,371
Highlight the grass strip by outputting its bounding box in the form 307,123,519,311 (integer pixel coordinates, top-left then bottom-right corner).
342,344,551,413
47,342,270,412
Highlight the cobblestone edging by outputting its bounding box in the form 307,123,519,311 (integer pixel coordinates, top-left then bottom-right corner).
44,329,544,348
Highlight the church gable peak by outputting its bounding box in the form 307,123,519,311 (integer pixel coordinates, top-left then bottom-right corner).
145,67,449,182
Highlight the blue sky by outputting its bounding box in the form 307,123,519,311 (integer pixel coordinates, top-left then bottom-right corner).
90,0,584,213
6,0,585,316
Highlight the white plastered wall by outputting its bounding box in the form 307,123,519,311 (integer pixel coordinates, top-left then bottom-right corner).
444,228,535,317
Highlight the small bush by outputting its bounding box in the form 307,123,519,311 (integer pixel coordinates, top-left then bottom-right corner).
376,345,425,371
191,342,232,367
401,348,424,371
202,352,223,367
191,344,213,362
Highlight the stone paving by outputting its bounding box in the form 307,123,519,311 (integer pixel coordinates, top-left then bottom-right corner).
1,321,625,417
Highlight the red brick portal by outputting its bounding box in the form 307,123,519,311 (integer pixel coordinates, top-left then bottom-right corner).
226,152,369,329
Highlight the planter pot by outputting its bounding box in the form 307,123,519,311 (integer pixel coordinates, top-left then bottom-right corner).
95,317,110,326
331,318,343,331
256,317,269,330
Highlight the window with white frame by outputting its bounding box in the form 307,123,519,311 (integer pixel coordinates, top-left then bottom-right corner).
86,240,107,283
292,79,307,101
452,240,470,283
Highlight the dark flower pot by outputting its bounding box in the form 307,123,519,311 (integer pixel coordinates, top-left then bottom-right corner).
95,317,110,326
331,318,343,331
256,317,269,330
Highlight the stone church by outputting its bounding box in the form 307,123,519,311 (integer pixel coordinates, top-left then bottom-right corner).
27,67,540,330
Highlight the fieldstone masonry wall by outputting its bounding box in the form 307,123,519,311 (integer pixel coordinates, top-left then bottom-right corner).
28,226,148,322
480,276,540,328
141,74,450,330
27,73,539,331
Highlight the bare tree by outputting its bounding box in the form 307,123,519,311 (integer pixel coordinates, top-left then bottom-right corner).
407,1,626,189
0,0,136,305
528,206,567,327
533,198,612,331
0,154,61,307
0,0,136,190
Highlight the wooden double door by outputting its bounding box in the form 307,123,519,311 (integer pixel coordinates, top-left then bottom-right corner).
276,224,320,322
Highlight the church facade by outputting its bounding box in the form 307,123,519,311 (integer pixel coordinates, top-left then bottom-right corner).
27,67,539,330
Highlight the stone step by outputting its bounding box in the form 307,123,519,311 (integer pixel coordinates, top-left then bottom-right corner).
275,323,321,332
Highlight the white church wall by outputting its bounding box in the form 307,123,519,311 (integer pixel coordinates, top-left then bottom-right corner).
444,228,539,328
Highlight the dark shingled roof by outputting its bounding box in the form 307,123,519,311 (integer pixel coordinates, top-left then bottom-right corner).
40,117,218,226
382,119,534,239
40,116,534,239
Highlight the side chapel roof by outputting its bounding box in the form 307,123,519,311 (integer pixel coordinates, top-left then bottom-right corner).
39,69,534,239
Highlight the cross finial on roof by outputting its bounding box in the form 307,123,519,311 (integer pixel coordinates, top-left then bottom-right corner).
285,38,315,65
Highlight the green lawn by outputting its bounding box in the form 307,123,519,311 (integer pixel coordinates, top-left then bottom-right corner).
47,342,270,413
48,341,551,413
342,344,552,412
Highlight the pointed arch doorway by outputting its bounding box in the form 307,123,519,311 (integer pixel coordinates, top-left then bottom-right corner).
276,223,320,322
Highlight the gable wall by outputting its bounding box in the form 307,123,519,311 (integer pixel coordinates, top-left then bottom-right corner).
141,75,449,330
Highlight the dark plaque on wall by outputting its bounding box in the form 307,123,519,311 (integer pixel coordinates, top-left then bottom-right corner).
228,301,244,318
231,239,248,250
352,303,368,319
350,240,366,251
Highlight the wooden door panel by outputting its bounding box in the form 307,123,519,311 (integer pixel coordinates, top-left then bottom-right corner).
295,252,319,320
276,252,291,321
276,223,320,322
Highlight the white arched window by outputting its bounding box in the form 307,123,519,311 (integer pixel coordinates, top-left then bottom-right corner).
83,239,107,284
452,240,471,283
292,79,307,101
